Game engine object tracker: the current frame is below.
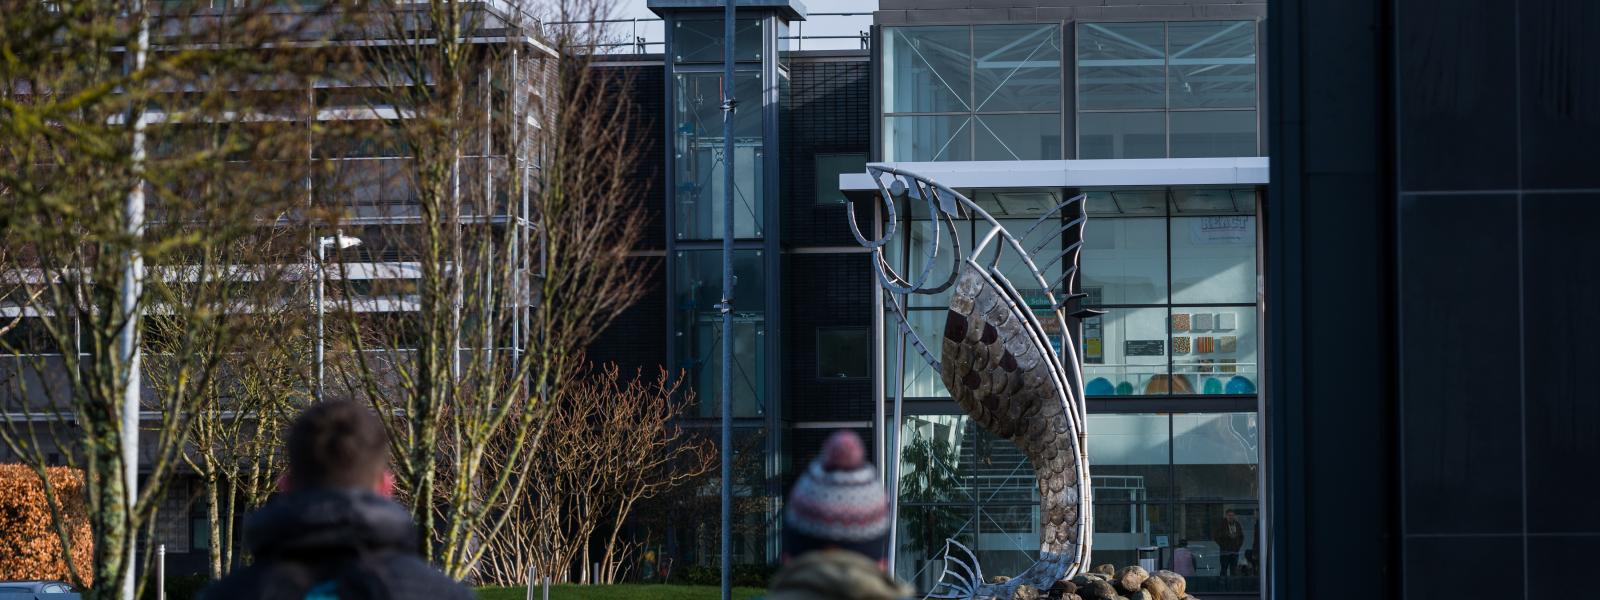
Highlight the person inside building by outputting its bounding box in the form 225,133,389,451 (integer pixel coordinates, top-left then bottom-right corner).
768,430,913,600
200,400,472,600
1211,509,1246,577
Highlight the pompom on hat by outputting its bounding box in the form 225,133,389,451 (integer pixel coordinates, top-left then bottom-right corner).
783,430,891,561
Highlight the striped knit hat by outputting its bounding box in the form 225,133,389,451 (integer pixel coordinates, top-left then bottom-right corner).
783,430,891,561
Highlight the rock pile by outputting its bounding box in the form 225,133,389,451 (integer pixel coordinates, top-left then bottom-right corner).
1001,564,1200,600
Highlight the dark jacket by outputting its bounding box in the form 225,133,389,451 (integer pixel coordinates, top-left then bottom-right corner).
1211,517,1245,553
199,488,473,600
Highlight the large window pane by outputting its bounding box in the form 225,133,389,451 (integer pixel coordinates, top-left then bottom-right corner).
814,153,866,206
884,27,973,114
1170,308,1257,396
1083,216,1168,305
1089,413,1173,498
1168,21,1257,109
1172,412,1258,500
674,72,764,239
673,18,762,64
1079,112,1166,159
1077,22,1166,110
1170,110,1257,157
674,250,765,417
817,327,871,379
1177,502,1260,591
905,216,963,308
1171,215,1256,303
1081,308,1168,395
974,24,1062,112
888,309,949,398
885,115,973,162
975,114,1062,160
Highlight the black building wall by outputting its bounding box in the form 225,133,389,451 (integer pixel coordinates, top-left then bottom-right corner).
780,54,875,489
587,61,669,376
586,53,876,493
782,53,872,248
1269,0,1600,597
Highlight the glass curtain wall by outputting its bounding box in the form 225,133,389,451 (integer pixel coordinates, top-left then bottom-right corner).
670,15,772,418
882,25,1063,161
1077,21,1259,158
884,186,1260,596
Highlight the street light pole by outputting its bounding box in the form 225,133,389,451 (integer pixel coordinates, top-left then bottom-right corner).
719,0,736,598
315,232,361,402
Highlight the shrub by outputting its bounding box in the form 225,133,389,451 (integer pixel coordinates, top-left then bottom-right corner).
0,464,93,585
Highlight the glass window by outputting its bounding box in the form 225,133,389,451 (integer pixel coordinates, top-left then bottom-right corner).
975,114,1062,160
887,309,949,398
973,24,1063,112
1082,308,1169,395
1083,216,1168,304
817,327,871,379
884,25,1062,162
1172,412,1258,499
814,153,866,206
673,18,763,64
1170,110,1257,158
883,26,973,114
884,115,972,162
1089,413,1174,498
1078,112,1166,159
1171,215,1256,303
1077,22,1166,110
1170,308,1258,396
674,72,764,240
1077,21,1260,157
1168,21,1257,109
674,250,765,417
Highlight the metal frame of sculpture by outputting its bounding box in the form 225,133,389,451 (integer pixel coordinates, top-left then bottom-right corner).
847,164,1098,600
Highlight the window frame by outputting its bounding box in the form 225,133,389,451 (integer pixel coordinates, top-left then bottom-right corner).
881,24,1067,162
1074,20,1262,159
815,326,872,380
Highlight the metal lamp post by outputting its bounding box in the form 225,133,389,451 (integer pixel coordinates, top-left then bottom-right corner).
315,231,362,402
719,0,737,598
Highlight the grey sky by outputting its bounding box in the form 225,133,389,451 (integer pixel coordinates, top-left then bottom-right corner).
598,0,877,52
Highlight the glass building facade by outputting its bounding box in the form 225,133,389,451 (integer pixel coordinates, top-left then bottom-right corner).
877,17,1262,597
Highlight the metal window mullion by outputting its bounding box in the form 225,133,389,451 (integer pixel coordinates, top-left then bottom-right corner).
1164,20,1171,158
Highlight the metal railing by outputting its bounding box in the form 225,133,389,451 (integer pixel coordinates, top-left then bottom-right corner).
546,11,871,54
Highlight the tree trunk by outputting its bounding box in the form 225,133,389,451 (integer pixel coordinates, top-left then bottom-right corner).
206,473,222,579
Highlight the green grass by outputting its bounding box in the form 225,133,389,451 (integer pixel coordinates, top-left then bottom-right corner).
476,584,766,600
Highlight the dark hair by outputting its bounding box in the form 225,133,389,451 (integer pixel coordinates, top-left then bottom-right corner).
287,400,390,489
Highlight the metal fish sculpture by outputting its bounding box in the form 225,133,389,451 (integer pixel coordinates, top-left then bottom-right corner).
847,164,1097,600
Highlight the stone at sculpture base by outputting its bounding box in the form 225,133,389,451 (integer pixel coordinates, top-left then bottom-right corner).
1055,567,1201,600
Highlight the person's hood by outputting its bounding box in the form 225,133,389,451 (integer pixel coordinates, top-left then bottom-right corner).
244,488,417,559
768,550,914,600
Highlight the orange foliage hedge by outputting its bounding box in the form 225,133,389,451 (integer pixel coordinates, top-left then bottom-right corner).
0,463,93,586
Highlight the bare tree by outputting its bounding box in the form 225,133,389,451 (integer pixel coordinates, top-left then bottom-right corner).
329,0,649,577
0,0,345,595
476,364,715,586
143,229,320,579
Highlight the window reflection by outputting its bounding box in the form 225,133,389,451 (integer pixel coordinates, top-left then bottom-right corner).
674,250,765,417
883,25,1062,162
894,413,1259,594
1077,20,1260,158
674,72,764,240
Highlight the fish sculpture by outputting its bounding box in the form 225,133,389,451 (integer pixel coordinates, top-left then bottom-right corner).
847,164,1097,600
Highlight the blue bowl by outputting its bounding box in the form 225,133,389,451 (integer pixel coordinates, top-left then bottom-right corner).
1225,376,1257,395
1086,377,1116,396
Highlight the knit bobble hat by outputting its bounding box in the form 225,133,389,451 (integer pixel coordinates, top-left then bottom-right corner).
783,430,891,561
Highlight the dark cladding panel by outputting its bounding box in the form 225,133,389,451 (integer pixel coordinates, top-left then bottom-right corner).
782,57,872,248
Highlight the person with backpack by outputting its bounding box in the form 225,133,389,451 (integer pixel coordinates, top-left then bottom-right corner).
767,430,913,600
199,401,473,600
